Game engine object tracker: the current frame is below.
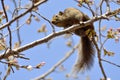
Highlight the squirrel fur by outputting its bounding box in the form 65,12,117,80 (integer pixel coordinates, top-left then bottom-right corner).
51,7,95,73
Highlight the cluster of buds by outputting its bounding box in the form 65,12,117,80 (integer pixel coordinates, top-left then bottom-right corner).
7,57,46,71
25,61,46,71
107,28,120,42
75,0,94,6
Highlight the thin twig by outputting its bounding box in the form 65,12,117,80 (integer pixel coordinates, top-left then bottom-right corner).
92,38,107,79
101,59,120,68
12,0,22,45
87,4,95,16
100,38,108,50
34,11,55,32
97,0,104,10
4,22,26,38
1,0,12,50
98,0,103,45
34,45,78,80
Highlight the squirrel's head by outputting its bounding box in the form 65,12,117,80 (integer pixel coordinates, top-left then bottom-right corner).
51,11,67,27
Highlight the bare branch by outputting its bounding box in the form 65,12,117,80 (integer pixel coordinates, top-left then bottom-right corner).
0,0,48,30
12,0,22,45
101,59,120,68
33,45,78,80
92,38,107,79
1,0,12,50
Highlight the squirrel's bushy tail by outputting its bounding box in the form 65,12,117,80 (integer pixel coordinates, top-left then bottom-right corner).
73,36,95,73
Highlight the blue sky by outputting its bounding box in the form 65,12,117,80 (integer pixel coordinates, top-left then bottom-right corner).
0,0,120,80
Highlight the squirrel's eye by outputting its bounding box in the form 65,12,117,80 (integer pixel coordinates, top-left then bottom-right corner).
55,15,58,18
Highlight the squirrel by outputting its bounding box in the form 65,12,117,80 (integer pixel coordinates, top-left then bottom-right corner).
51,7,95,73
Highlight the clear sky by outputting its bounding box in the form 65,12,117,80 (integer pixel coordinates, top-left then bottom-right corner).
0,0,120,80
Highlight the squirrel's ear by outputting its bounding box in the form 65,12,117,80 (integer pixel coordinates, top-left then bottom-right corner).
59,11,63,15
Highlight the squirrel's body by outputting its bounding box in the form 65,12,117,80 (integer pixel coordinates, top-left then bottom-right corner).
51,8,95,73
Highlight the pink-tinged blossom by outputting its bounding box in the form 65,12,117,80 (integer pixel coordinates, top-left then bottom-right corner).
27,65,33,71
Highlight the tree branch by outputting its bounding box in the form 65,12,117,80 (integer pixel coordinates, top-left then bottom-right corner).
0,8,120,60
92,38,107,79
0,0,48,30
